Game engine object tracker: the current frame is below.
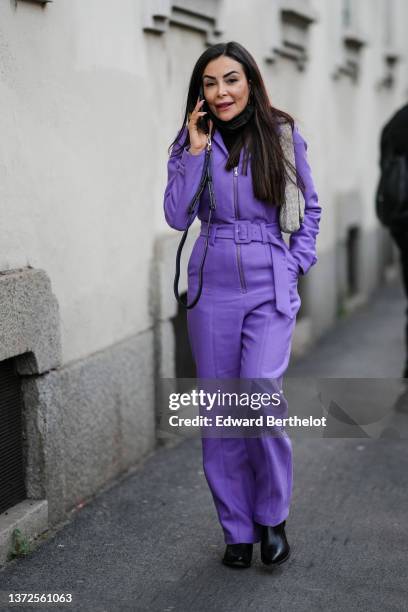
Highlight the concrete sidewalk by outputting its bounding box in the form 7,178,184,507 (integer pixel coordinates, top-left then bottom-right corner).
0,280,407,611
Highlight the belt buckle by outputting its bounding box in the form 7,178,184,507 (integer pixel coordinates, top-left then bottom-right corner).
234,220,251,244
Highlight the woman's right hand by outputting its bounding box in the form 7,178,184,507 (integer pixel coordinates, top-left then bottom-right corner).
187,97,213,155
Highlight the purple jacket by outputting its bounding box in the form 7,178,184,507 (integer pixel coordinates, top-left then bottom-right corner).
164,124,321,277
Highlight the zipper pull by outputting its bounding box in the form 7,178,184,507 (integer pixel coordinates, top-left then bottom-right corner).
234,166,238,176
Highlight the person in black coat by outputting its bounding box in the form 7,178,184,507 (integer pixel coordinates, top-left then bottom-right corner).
379,103,408,380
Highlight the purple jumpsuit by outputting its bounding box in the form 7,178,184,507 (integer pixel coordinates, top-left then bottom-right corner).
164,123,321,544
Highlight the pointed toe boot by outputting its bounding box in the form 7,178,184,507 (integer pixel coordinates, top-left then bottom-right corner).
260,520,290,566
222,543,253,568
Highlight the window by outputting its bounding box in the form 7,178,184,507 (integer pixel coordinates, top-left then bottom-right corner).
341,0,352,28
346,226,360,297
0,358,27,514
143,0,223,45
333,0,367,81
266,0,318,70
379,0,400,89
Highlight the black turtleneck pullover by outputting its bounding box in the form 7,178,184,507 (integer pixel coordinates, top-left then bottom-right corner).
207,101,255,154
217,124,242,153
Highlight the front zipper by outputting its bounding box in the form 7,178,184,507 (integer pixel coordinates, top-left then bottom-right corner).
233,165,247,292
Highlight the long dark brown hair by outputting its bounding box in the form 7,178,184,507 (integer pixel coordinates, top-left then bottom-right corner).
168,41,305,207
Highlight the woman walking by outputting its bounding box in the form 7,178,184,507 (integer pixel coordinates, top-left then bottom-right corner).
163,41,321,568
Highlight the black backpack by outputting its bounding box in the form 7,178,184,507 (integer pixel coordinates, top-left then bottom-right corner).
376,149,408,229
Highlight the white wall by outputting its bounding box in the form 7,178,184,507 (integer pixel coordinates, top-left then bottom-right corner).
0,0,153,365
1,0,407,366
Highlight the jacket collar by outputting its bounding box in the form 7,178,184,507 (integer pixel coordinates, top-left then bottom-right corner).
211,127,246,166
211,128,229,158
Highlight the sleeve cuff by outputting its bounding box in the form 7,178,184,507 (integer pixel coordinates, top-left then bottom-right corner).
181,146,206,166
294,254,317,276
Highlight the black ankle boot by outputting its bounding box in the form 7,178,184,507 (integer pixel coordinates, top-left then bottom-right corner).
222,543,253,568
260,520,290,565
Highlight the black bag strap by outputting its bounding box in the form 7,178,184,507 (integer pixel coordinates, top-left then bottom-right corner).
173,134,216,309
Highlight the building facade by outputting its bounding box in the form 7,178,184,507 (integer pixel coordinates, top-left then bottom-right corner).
0,0,407,562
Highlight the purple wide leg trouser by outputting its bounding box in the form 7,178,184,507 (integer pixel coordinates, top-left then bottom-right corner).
187,222,301,544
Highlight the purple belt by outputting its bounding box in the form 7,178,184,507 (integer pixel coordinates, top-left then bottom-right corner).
199,220,295,319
